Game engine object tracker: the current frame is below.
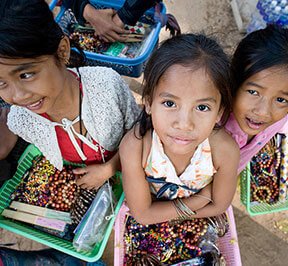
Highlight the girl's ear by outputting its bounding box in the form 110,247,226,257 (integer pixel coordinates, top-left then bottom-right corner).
57,36,71,64
216,107,224,124
144,97,151,115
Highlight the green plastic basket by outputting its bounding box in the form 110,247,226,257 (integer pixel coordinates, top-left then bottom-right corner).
0,144,124,262
240,164,288,216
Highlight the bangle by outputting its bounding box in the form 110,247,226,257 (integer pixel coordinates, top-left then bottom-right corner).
172,198,196,220
207,213,229,237
193,194,213,203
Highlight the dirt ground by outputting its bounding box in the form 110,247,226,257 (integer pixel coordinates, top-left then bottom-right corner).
1,0,288,265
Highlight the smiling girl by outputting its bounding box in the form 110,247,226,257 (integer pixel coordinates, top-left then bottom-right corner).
119,33,239,225
225,24,288,173
0,0,139,189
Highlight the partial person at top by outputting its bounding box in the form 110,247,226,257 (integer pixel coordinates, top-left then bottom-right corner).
63,0,162,42
63,0,181,42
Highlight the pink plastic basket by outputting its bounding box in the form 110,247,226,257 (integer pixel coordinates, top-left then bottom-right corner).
114,203,242,266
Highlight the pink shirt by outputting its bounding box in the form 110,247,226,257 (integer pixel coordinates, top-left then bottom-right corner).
225,113,288,174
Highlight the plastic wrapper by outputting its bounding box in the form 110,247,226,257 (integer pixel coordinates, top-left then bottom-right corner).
72,182,116,252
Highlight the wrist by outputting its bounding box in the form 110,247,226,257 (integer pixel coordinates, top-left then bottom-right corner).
105,159,117,178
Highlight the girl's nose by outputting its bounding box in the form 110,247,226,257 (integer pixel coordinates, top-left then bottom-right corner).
252,98,271,119
10,84,31,105
174,110,194,131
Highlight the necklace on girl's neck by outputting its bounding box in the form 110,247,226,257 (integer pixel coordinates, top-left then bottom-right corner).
76,67,84,153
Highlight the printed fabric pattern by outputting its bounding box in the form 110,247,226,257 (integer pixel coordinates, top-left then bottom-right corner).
144,131,215,199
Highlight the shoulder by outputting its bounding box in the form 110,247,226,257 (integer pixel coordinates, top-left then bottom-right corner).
120,125,143,158
79,66,131,96
78,65,119,76
209,128,240,167
79,66,123,85
209,128,239,153
120,125,152,167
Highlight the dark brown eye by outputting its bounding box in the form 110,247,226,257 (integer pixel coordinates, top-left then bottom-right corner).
20,73,34,79
196,104,209,112
276,97,288,104
163,100,175,108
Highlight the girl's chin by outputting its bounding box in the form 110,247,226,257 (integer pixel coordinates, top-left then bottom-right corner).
242,124,266,138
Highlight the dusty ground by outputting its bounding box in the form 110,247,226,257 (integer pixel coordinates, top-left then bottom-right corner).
1,0,288,265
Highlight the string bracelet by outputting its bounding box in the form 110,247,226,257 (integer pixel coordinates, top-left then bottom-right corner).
193,194,213,203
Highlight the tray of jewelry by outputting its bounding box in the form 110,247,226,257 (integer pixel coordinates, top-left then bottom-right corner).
0,144,124,262
114,203,241,266
240,133,288,216
50,0,166,77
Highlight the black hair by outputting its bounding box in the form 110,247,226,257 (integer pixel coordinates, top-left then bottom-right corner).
137,33,232,137
0,0,85,66
231,24,288,97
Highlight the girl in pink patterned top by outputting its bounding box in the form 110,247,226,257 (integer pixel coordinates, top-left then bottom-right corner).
120,33,239,225
225,25,288,174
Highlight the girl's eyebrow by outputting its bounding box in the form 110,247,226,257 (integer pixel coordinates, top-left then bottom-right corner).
196,97,217,103
159,92,217,103
280,90,288,96
10,63,38,75
159,92,179,99
246,81,265,89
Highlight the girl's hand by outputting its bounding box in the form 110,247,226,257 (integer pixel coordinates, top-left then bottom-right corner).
83,5,128,42
73,151,120,190
73,164,110,190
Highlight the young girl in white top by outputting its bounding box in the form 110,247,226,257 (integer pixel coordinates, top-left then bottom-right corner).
120,33,240,225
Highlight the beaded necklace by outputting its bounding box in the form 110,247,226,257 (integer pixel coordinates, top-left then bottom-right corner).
250,134,282,204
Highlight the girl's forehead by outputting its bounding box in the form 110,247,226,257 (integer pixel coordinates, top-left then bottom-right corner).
163,64,199,77
251,65,288,78
156,65,221,100
0,56,49,66
243,66,288,95
248,66,288,84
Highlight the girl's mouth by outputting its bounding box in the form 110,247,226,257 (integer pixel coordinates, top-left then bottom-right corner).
26,98,44,111
169,136,194,145
245,117,265,130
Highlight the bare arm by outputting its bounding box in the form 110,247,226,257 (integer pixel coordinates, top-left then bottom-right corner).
120,128,213,225
186,129,240,217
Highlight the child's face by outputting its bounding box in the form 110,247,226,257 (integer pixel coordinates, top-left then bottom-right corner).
0,55,66,114
146,64,222,159
233,67,288,138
